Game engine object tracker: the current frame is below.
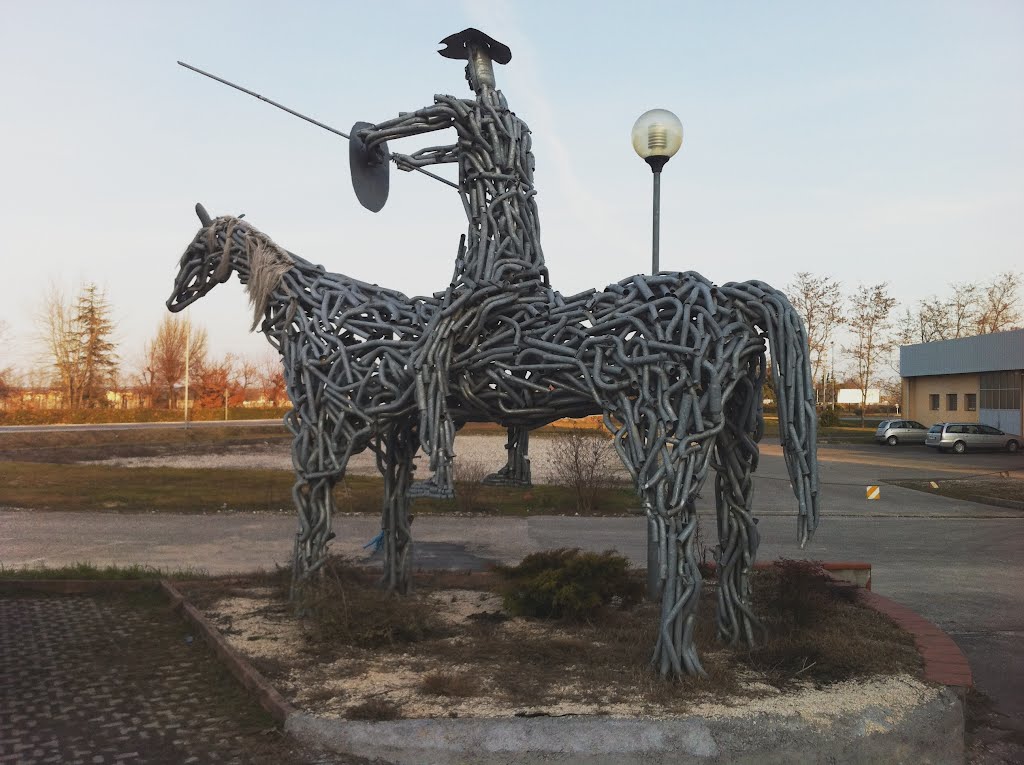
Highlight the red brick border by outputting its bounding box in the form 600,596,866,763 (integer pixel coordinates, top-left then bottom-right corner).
858,589,973,689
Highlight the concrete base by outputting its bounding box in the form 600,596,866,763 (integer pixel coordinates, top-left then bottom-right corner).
286,687,964,765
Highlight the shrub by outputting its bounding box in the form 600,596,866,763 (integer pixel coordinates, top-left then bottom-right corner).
495,548,642,621
550,428,620,513
818,407,840,427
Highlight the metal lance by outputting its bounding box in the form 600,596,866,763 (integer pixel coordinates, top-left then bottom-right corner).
176,61,459,191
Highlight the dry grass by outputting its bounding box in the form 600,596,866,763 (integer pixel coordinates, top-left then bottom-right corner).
452,457,491,513
743,559,920,687
0,460,639,515
0,424,291,463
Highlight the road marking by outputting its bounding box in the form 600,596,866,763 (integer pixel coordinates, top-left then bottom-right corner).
866,485,881,500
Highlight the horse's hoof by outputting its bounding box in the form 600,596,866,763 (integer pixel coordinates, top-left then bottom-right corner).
408,479,455,500
481,473,532,488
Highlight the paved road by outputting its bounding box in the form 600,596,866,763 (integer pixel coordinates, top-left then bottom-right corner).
1,439,1022,760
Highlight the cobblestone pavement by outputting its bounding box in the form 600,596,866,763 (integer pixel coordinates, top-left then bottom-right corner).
0,590,374,765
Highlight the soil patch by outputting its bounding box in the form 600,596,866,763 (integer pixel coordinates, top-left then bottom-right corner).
178,559,928,724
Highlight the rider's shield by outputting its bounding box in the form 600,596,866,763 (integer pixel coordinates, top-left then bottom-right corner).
350,121,389,213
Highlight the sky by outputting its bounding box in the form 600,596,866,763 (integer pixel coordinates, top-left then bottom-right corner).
1,1,1022,379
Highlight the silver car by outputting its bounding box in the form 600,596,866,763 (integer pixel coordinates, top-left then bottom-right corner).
875,419,928,446
925,422,1023,454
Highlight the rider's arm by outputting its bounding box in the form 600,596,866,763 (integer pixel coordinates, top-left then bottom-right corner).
358,101,460,149
357,97,470,170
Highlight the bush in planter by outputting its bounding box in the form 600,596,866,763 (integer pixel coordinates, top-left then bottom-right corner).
495,548,642,621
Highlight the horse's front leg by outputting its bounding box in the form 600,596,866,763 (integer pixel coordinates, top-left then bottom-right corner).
482,426,532,487
287,411,340,601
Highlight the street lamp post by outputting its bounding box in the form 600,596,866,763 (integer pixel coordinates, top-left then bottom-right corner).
184,310,191,429
633,109,683,600
632,109,683,274
830,340,836,408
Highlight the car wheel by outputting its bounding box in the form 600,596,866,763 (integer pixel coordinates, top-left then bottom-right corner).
887,435,898,446
1008,440,1020,454
953,441,967,454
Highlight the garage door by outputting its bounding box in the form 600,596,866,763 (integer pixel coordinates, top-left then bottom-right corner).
979,371,1023,433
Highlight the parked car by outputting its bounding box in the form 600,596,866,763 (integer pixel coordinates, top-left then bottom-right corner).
874,419,929,446
925,422,1022,454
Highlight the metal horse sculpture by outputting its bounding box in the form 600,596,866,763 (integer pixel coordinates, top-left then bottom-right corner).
168,28,820,678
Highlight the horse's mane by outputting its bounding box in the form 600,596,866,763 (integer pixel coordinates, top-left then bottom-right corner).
211,216,295,330
246,234,295,330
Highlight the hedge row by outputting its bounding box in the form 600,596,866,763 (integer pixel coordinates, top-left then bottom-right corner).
0,407,291,426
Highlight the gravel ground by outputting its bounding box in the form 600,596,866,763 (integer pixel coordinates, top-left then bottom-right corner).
97,434,629,485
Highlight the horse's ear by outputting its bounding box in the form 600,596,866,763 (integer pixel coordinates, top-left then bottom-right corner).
195,203,212,226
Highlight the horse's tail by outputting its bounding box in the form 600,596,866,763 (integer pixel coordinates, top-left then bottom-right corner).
725,280,820,546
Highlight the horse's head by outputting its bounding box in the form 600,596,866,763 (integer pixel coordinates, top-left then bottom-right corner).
168,203,296,331
167,203,245,312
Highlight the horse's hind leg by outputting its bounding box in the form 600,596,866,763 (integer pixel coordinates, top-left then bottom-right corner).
713,427,763,647
380,423,418,594
482,426,532,487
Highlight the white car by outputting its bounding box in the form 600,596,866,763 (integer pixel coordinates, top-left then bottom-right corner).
874,419,928,446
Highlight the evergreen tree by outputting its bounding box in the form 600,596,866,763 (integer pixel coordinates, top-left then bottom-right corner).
73,284,118,407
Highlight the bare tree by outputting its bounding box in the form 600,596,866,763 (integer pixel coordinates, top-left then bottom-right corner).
148,315,207,409
975,271,1021,334
550,427,620,513
0,320,12,405
949,281,980,338
785,273,844,402
257,353,286,406
38,283,118,408
843,283,897,427
916,299,953,342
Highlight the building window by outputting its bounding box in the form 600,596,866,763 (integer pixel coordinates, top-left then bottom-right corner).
966,393,977,411
929,394,940,411
980,371,1022,410
947,393,958,411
